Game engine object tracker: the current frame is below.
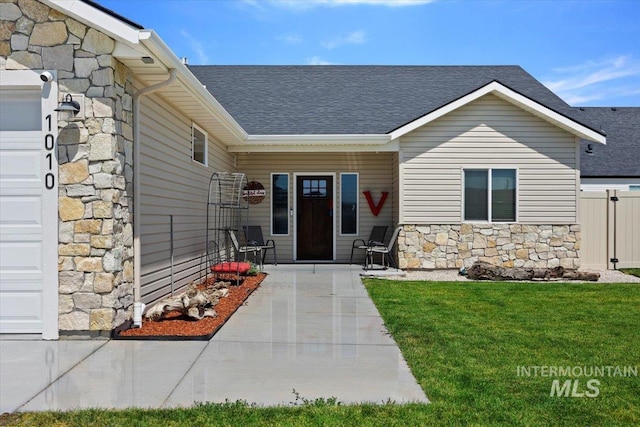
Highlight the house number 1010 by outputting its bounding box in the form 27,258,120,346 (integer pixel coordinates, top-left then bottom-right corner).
44,114,55,190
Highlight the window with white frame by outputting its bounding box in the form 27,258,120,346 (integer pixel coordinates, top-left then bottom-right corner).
192,123,207,165
340,173,358,235
464,169,517,222
271,173,289,235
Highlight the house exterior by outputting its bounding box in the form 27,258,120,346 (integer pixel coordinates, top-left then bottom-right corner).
0,0,619,339
577,107,640,192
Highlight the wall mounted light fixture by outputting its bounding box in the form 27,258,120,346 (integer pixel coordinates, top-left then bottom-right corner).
585,143,594,155
54,94,81,115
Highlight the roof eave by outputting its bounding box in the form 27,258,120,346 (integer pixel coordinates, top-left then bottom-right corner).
388,81,607,145
229,134,395,152
139,31,248,142
44,1,248,144
44,0,142,45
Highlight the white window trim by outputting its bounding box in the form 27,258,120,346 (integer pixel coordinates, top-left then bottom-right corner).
339,172,359,236
462,167,519,223
270,172,289,236
191,122,208,166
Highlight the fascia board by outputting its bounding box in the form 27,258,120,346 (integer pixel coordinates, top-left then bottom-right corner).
490,85,607,144
246,134,390,144
228,138,398,153
44,0,141,45
139,31,248,143
389,81,607,145
45,1,248,143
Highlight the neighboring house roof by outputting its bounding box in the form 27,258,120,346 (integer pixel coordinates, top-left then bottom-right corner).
578,107,640,178
189,65,602,137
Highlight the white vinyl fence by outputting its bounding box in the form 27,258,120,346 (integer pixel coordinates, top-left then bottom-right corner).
581,190,640,270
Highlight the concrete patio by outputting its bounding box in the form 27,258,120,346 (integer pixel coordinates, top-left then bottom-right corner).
0,265,427,412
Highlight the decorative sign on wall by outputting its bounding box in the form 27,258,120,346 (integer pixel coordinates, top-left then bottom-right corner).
243,181,266,204
363,191,388,216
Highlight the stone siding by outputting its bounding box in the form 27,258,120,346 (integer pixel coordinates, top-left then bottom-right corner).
2,0,135,333
398,224,581,270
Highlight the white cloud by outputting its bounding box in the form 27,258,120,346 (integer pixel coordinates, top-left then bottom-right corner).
542,55,640,105
179,30,209,64
322,30,366,49
306,56,337,65
278,34,303,45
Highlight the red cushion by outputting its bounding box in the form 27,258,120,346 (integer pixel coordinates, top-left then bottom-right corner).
211,262,251,274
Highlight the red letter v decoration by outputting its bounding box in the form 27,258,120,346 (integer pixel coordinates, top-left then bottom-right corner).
363,191,388,217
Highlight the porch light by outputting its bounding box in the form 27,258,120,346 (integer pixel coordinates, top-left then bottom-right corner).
585,143,594,155
54,94,81,115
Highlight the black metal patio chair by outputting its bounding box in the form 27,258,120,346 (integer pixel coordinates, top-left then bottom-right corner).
366,226,402,270
243,225,277,265
350,225,388,264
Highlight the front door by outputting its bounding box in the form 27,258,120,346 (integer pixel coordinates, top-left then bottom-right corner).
296,176,333,260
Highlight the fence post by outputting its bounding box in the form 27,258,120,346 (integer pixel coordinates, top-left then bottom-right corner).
607,190,617,270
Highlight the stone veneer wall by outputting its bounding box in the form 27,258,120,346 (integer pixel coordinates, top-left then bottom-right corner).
398,224,580,270
1,0,135,334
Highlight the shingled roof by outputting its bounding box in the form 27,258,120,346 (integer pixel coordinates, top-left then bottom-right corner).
189,65,595,135
578,107,640,178
81,0,144,29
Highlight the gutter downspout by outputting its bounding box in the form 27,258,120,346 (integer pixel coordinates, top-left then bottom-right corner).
132,69,177,326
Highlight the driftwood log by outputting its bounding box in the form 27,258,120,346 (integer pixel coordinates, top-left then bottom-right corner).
467,261,600,282
145,281,230,321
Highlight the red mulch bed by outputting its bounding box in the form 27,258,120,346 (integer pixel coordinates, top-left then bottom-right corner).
116,273,266,340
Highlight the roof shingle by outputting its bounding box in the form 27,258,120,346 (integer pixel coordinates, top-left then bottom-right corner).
578,107,640,178
189,65,587,135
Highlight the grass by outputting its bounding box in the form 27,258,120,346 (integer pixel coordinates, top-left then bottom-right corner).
364,279,640,426
4,280,639,426
621,268,640,278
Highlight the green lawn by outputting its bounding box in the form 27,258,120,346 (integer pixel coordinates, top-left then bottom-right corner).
363,279,640,426
4,281,639,426
621,268,640,278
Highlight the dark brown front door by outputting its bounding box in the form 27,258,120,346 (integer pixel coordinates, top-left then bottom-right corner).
297,176,333,260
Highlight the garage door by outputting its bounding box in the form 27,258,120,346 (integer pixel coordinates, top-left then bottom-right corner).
0,71,58,338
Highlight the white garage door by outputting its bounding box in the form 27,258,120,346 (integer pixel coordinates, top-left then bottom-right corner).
0,71,58,338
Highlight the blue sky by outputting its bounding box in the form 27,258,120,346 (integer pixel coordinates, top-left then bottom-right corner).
98,0,640,106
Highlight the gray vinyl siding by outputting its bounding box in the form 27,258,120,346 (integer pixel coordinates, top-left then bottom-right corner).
400,94,578,224
237,152,394,263
139,93,235,303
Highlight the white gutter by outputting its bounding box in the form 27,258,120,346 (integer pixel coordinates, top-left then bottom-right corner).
45,0,142,45
228,134,396,153
247,134,391,143
139,30,248,143
389,81,607,144
132,69,177,308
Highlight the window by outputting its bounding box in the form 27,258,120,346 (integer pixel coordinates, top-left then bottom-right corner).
630,185,640,191
340,173,358,235
302,178,327,198
464,169,516,222
192,123,207,165
271,173,289,235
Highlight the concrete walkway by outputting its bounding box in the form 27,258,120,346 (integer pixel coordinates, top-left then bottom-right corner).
0,265,427,412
